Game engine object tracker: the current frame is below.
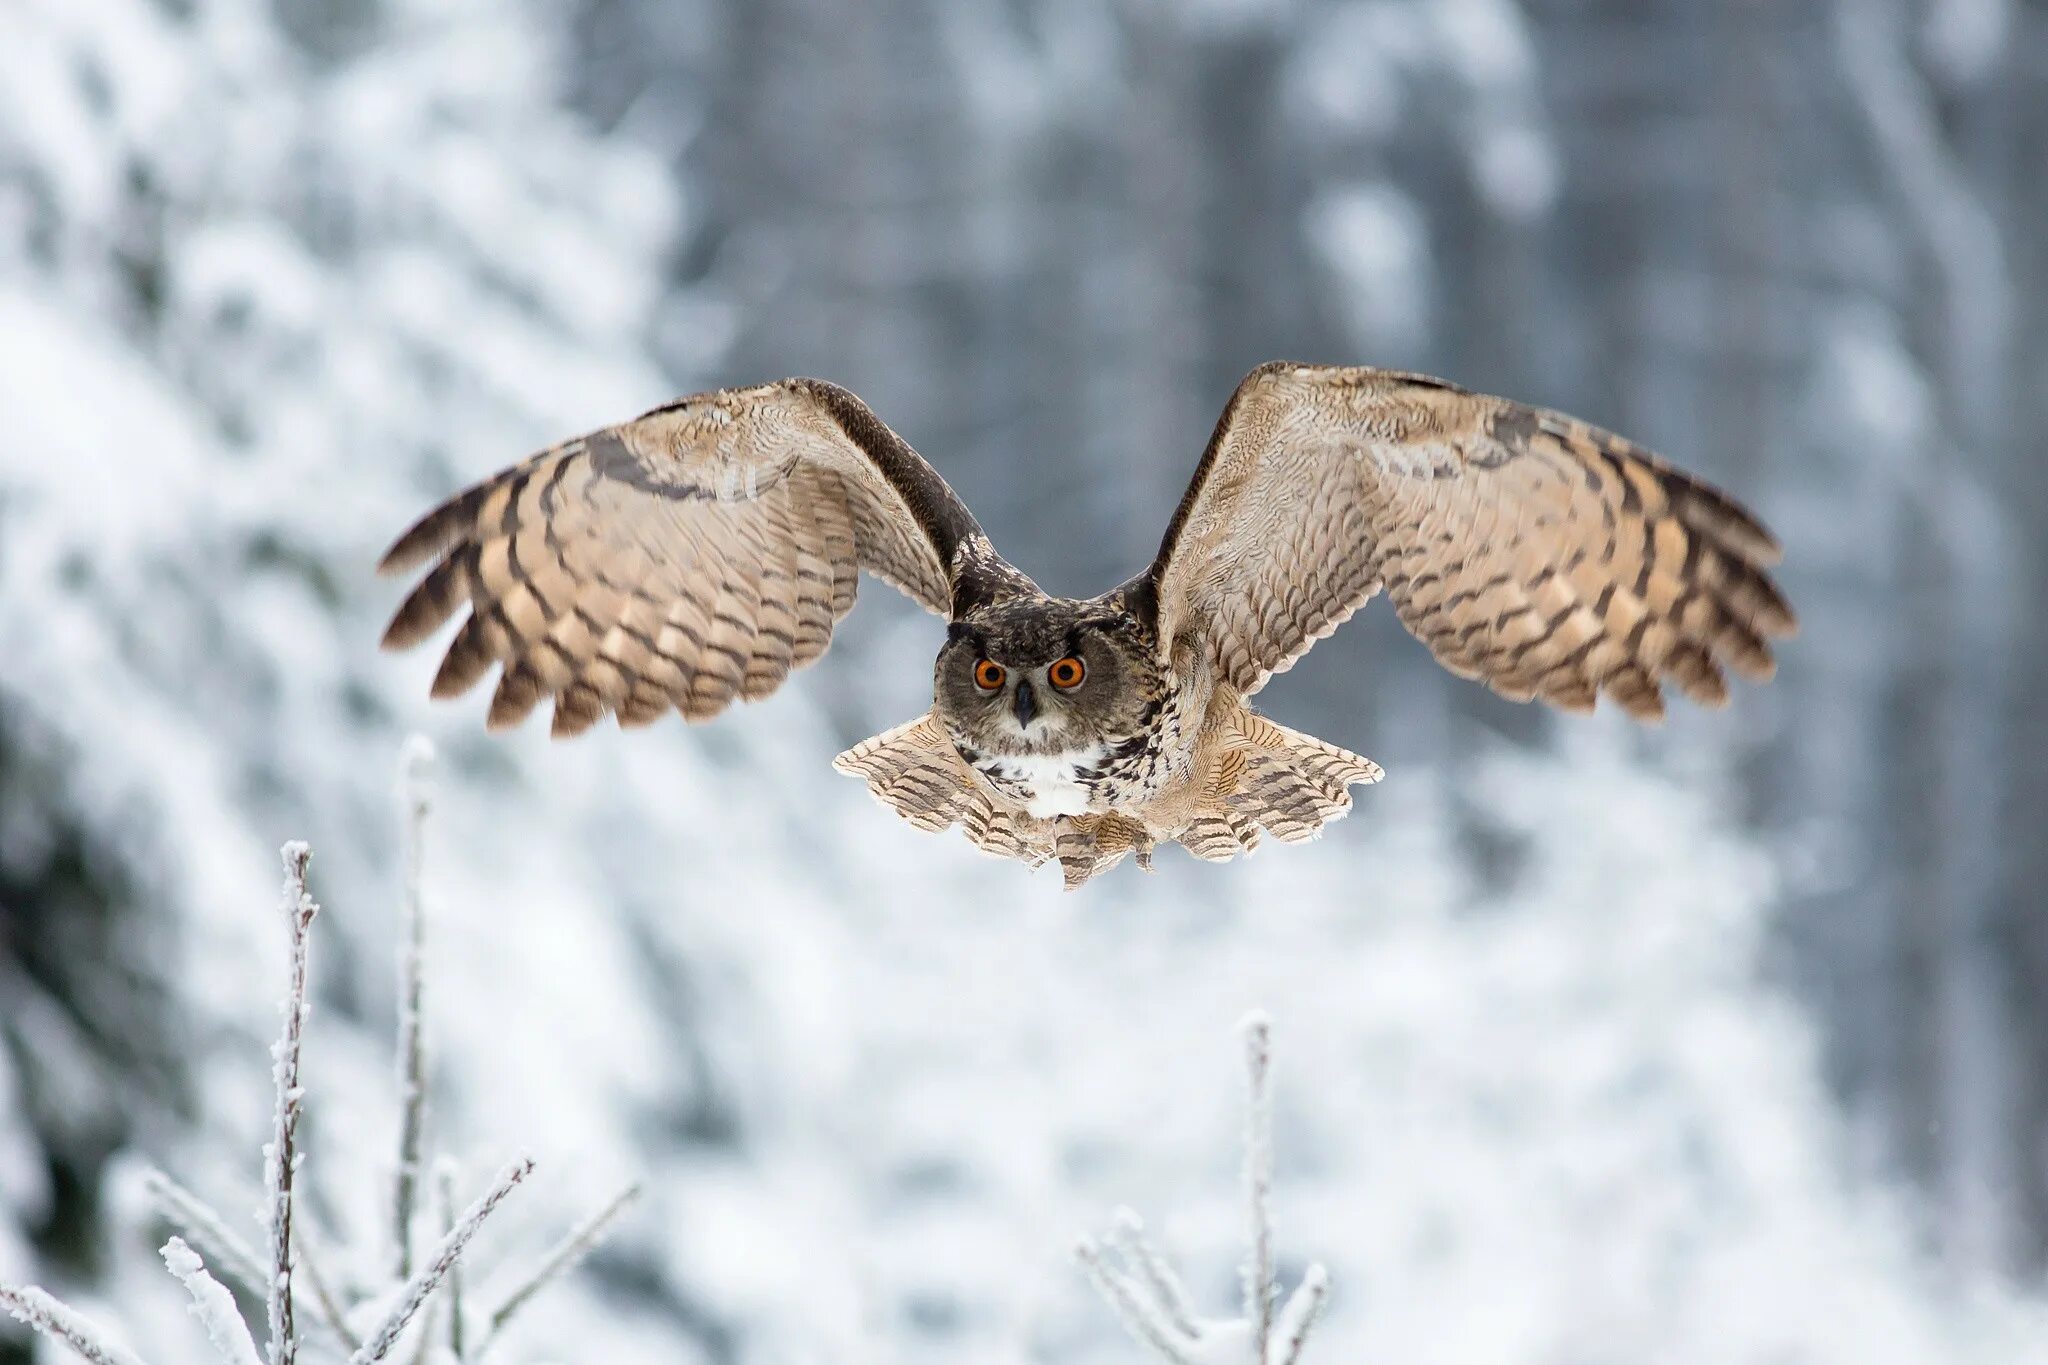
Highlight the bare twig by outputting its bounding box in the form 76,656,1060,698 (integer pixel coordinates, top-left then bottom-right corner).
292,1220,361,1353
1108,1208,1199,1339
1074,1014,1329,1365
482,1180,641,1347
393,737,434,1280
348,1157,534,1365
436,1160,464,1359
161,1239,266,1365
146,1169,267,1301
1072,1237,1195,1365
9,794,633,1365
269,842,320,1365
0,1285,148,1365
1270,1266,1329,1365
1241,1011,1275,1360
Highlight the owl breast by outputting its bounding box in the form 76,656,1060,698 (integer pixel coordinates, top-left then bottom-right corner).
970,747,1110,819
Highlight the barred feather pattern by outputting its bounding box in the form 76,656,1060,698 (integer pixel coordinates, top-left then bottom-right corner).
833,714,1048,866
379,380,979,735
1150,364,1797,719
1182,711,1383,862
835,707,1378,885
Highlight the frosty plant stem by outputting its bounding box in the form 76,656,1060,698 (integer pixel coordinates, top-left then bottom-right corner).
436,1160,465,1359
289,1224,360,1352
348,1157,534,1365
1074,1012,1329,1365
1242,1012,1275,1359
143,1169,267,1301
480,1180,643,1348
160,1239,264,1365
2,741,639,1364
0,1288,145,1365
270,841,318,1365
393,735,434,1280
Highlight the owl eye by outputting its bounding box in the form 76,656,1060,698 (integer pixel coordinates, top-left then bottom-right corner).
1048,656,1085,689
973,659,1007,691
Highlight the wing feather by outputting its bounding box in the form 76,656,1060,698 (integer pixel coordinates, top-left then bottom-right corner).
381,379,985,733
1144,363,1795,718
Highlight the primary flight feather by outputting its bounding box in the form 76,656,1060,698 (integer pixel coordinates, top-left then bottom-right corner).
380,363,1795,887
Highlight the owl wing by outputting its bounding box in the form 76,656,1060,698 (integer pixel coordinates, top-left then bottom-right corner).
380,378,989,735
1141,363,1796,718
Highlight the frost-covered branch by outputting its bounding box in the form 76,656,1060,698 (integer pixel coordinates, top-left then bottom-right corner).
1270,1267,1328,1365
161,1239,265,1365
393,736,434,1281
1073,1235,1198,1364
424,1161,460,1359
1242,1013,1274,1358
293,1219,361,1353
3,748,640,1365
481,1181,642,1349
1074,1014,1329,1365
1109,1208,1199,1339
267,841,319,1365
0,1286,148,1365
349,1157,533,1365
147,1166,362,1354
145,1169,268,1302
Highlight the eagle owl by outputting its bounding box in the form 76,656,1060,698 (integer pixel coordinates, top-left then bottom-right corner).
380,363,1795,887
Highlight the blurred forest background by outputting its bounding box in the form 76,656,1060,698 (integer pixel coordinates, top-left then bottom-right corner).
2,0,2046,1360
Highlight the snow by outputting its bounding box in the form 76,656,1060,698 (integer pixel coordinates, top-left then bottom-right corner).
160,1238,266,1365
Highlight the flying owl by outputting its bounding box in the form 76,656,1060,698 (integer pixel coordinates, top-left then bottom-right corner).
380,363,1795,887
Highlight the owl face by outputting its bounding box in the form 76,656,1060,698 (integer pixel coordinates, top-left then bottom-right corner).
934,598,1161,758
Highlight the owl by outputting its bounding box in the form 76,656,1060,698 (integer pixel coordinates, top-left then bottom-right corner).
380,363,1795,887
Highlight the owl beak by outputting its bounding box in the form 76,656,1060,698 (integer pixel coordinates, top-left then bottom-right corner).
1012,679,1038,728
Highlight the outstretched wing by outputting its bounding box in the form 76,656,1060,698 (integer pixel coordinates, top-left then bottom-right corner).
1143,363,1796,718
380,378,986,735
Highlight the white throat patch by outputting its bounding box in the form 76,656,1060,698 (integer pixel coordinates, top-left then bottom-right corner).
978,745,1107,819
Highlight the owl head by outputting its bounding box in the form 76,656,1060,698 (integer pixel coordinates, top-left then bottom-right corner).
934,595,1164,757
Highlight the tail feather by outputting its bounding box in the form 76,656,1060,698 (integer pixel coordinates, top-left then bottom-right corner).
1185,712,1382,861
834,707,1381,882
833,714,1049,865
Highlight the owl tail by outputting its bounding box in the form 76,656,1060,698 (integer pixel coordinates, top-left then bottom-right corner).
833,713,1047,865
1179,711,1384,862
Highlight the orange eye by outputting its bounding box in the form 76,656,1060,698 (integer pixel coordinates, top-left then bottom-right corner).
974,659,1006,691
1048,656,1085,689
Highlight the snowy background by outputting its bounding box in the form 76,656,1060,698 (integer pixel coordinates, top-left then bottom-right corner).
4,0,2047,1359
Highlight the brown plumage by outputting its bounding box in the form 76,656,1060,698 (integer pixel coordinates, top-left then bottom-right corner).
378,379,979,735
380,364,1795,885
1150,363,1794,718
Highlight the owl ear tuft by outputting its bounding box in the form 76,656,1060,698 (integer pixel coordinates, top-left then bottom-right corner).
1109,570,1162,638
948,547,1040,617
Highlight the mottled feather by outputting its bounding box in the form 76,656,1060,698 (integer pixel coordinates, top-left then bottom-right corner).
1145,362,1796,719
380,379,986,733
